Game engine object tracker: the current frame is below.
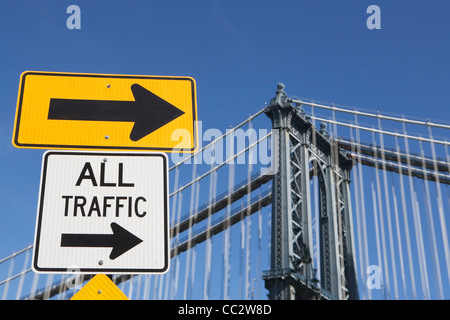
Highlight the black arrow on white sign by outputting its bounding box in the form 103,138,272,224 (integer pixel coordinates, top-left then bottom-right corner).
60,222,143,260
48,83,185,141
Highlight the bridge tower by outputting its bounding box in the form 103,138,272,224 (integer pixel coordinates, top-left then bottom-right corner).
262,84,359,300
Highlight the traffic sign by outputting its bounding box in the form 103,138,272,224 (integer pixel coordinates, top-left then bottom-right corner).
32,151,169,274
13,71,198,152
71,274,129,300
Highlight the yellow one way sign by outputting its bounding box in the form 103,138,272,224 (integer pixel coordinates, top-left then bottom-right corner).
13,71,198,152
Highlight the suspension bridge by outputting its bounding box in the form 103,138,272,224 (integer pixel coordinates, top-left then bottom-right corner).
1,83,449,300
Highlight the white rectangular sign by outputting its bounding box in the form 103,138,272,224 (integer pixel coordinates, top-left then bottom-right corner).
32,151,169,274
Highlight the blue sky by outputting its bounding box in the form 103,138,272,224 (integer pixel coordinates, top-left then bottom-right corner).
0,0,449,298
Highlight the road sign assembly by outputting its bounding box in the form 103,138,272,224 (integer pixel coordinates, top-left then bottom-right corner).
32,151,169,274
12,71,198,152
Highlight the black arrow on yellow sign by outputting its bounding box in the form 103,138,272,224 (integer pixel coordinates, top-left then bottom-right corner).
48,83,185,141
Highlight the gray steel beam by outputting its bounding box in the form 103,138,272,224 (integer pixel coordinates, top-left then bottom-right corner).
263,83,299,300
337,138,449,174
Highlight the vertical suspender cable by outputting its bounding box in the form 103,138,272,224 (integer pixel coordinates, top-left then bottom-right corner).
165,166,179,300
152,271,157,299
1,256,14,300
354,114,371,300
413,187,430,299
427,126,450,290
171,191,183,299
331,106,347,298
203,160,217,299
239,197,245,299
222,160,234,300
402,122,429,299
245,117,254,299
143,274,151,300
395,135,417,299
29,269,40,300
445,141,450,286
256,189,263,300
166,165,180,299
370,181,383,298
349,126,366,299
377,117,399,299
127,275,134,300
157,267,164,299
184,159,198,300
371,131,390,299
43,274,53,300
189,183,200,299
419,138,444,299
15,249,31,300
310,103,321,290
390,180,407,299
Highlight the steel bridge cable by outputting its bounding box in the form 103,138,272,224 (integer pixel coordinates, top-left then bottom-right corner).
142,274,150,300
169,108,267,171
170,180,184,299
1,255,14,300
169,132,272,198
419,138,444,299
390,180,407,299
330,105,348,299
203,161,217,299
402,122,430,299
310,104,320,290
371,131,390,300
370,181,384,299
244,117,254,300
291,98,450,130
350,124,372,300
377,117,399,300
335,140,450,182
445,142,450,286
256,189,263,300
15,249,31,300
168,164,181,299
395,135,417,299
222,158,235,300
427,126,450,289
309,116,450,147
183,161,198,300
29,268,39,300
353,115,371,300
349,128,365,299
189,181,200,299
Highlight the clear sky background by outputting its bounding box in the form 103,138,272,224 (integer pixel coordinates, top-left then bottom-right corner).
0,0,449,283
